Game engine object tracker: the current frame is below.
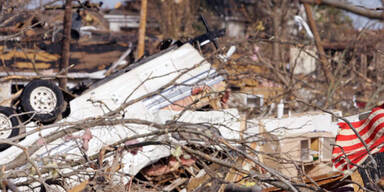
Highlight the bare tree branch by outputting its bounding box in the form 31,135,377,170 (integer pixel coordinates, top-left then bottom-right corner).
300,0,384,20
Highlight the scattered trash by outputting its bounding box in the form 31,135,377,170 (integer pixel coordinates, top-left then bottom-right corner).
294,15,313,39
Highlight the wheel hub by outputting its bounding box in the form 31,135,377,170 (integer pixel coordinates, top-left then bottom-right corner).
0,113,12,139
30,86,57,114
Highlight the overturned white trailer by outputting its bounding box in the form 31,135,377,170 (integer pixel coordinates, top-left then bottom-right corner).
0,43,240,188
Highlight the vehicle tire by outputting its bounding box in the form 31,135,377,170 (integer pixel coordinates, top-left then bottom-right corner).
0,106,20,151
20,80,64,124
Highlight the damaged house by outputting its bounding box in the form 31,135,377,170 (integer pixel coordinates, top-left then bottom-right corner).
0,7,135,104
0,1,381,191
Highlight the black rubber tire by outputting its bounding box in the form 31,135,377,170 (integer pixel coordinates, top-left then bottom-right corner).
0,106,20,151
20,80,64,124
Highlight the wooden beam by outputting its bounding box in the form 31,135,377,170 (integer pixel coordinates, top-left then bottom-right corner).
137,0,148,59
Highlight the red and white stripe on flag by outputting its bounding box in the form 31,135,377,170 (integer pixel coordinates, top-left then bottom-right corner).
332,105,384,173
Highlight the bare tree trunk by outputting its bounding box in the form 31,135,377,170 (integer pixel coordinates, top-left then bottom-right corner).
351,57,356,79
154,0,197,39
170,1,178,38
360,53,367,77
303,3,334,84
59,0,72,90
184,0,193,36
162,0,172,38
272,7,280,65
279,0,291,68
137,0,147,59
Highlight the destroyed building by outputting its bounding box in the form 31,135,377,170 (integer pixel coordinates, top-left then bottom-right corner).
0,7,137,104
0,0,383,191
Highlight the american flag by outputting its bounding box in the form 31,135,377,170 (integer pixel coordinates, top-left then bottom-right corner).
332,104,384,173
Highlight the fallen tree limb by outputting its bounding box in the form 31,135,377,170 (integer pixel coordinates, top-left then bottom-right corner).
300,0,384,20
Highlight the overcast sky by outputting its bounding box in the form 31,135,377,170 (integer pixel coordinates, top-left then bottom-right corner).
346,0,383,29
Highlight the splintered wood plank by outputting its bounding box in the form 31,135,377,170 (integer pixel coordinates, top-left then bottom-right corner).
163,178,187,192
351,170,364,192
219,142,259,192
68,180,89,192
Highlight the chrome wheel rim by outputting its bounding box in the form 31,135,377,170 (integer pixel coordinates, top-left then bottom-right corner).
30,86,57,113
0,113,12,139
